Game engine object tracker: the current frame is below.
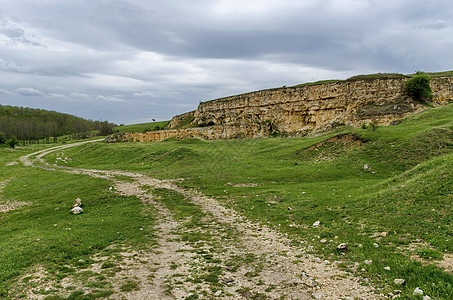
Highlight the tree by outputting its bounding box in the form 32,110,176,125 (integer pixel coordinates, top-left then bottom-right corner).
6,135,19,148
405,71,433,102
0,132,5,144
99,121,115,136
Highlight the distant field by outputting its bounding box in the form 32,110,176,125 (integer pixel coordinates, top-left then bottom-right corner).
115,120,170,133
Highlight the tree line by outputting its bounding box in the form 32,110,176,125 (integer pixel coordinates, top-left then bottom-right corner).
0,105,115,146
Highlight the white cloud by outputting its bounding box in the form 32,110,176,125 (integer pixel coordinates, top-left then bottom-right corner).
133,91,153,97
69,92,91,100
96,95,125,102
15,87,46,96
0,88,13,95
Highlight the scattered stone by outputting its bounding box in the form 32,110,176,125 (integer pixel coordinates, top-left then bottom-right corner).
288,206,292,210
381,231,389,237
306,279,317,287
423,296,431,300
220,277,234,284
71,206,83,214
414,238,422,243
384,266,391,271
364,260,373,266
313,221,321,227
394,279,405,285
343,297,354,300
358,243,363,247
287,278,303,285
413,287,423,296
72,198,82,208
313,292,324,299
373,243,379,248
337,243,348,252
363,164,371,170
394,290,402,294
334,236,339,239
320,239,327,244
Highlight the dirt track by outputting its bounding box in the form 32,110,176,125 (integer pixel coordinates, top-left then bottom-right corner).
19,140,378,299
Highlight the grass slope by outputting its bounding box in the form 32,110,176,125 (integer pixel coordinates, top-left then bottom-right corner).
48,104,453,298
114,121,170,133
0,146,156,298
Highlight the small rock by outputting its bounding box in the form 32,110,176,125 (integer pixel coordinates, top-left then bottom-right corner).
343,297,354,300
413,287,423,296
394,290,402,294
71,206,83,214
373,243,379,248
313,221,321,227
364,260,373,266
320,239,327,244
288,206,292,210
334,236,339,239
337,243,348,251
423,296,431,300
394,279,405,285
72,198,82,208
414,238,422,243
313,292,323,299
381,232,389,237
384,266,391,271
220,277,234,284
358,244,363,247
363,164,371,170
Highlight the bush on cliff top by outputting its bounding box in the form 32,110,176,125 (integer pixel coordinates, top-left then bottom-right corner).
405,71,433,102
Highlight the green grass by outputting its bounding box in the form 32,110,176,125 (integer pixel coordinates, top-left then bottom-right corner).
114,121,170,133
46,103,453,299
0,146,156,298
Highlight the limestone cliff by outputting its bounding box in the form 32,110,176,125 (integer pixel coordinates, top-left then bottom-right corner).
107,76,453,143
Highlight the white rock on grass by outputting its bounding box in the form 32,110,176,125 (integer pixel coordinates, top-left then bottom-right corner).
364,260,373,265
337,243,348,251
413,287,424,296
72,198,82,208
423,296,432,300
71,206,83,214
313,221,321,227
394,279,405,285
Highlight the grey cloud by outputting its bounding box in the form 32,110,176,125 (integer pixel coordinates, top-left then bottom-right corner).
1,0,453,124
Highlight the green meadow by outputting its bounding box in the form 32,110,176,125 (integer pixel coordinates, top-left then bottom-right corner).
47,104,453,298
1,103,452,299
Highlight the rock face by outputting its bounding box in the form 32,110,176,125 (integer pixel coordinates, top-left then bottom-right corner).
107,77,453,143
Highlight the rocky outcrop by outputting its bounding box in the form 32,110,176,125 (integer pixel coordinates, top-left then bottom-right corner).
111,77,453,143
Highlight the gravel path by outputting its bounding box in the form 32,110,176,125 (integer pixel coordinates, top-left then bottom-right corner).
19,140,378,299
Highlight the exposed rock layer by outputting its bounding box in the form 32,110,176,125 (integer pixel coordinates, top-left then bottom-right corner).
107,77,453,143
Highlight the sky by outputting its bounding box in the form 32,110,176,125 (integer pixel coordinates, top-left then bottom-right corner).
1,0,452,124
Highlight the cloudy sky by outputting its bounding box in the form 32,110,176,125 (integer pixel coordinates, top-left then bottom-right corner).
1,0,452,124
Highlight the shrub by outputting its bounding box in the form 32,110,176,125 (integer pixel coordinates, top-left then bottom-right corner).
0,132,6,144
6,135,19,148
405,71,433,102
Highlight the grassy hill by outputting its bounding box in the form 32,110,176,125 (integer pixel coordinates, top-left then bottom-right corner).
0,104,452,298
114,121,170,133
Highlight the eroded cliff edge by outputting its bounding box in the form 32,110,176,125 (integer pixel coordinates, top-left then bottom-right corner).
108,76,453,143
